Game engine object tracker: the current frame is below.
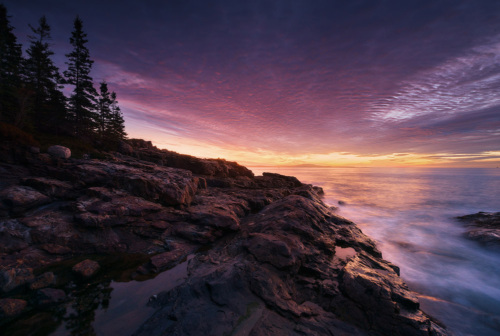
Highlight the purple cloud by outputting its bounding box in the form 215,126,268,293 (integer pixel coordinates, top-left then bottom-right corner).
5,0,500,166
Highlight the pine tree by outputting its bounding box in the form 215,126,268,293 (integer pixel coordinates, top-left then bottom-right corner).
107,91,126,142
97,81,111,140
64,16,97,137
47,84,68,135
24,16,65,132
97,82,126,145
0,4,23,125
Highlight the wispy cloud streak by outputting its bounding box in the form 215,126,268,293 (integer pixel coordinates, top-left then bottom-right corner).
5,0,500,166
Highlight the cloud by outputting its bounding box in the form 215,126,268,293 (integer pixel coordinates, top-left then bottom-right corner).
6,0,500,166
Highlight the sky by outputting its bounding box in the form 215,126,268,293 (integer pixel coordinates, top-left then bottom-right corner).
4,0,500,167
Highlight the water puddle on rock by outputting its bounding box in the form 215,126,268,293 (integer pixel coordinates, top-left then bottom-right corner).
66,255,192,336
4,255,193,336
335,246,357,260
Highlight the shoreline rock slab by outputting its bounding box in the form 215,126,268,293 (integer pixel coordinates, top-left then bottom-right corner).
457,212,500,245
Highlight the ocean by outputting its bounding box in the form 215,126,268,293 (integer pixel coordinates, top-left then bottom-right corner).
250,167,500,336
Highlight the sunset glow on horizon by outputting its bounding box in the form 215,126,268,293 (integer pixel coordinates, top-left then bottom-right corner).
130,122,500,168
7,0,500,168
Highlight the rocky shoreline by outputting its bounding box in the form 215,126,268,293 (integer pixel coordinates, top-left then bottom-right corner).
0,140,448,335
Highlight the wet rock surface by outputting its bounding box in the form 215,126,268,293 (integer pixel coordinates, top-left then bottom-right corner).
72,259,100,278
0,140,449,335
457,212,500,245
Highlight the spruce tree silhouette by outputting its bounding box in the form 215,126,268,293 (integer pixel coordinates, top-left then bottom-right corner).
64,16,97,137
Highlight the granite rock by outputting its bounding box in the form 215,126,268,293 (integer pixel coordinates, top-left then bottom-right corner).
72,259,100,278
457,212,500,245
47,145,71,159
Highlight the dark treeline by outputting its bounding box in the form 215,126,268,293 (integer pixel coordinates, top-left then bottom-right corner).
0,4,126,148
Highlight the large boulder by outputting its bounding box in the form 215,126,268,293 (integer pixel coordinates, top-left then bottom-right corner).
47,145,71,159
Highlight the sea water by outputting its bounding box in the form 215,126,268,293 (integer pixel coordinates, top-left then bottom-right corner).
251,167,500,336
